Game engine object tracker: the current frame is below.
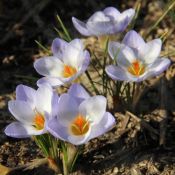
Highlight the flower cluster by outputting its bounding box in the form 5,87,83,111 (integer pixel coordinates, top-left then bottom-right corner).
4,5,171,175
5,84,115,145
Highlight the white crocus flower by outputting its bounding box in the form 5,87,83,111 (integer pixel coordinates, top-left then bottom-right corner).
5,84,59,138
106,30,171,82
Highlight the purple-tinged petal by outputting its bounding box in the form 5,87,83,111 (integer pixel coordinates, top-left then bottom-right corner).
63,39,84,69
121,8,135,19
16,85,36,108
47,113,91,145
111,9,135,32
79,96,106,124
58,94,79,126
68,83,90,104
106,65,146,82
103,7,120,19
68,129,91,145
79,50,90,71
120,9,135,25
51,38,68,58
90,112,115,139
108,41,125,60
5,122,45,138
51,91,59,118
72,17,91,36
37,77,63,88
146,58,171,77
122,30,145,54
86,12,113,35
59,50,90,84
86,21,115,36
34,56,64,77
88,11,109,22
105,65,131,81
117,45,136,67
35,85,54,114
8,100,35,124
47,116,69,141
139,39,162,64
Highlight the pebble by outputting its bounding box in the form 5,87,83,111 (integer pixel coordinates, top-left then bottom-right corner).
112,167,119,174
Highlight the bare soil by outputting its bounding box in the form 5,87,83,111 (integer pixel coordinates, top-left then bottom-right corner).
0,0,175,174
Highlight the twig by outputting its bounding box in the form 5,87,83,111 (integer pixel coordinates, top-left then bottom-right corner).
126,111,159,136
0,158,48,175
120,115,130,135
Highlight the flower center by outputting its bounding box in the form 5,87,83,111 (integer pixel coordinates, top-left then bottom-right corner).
63,65,77,78
70,114,89,136
127,60,145,76
34,113,45,130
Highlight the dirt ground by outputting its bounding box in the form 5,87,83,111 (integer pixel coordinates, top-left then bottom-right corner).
0,0,175,174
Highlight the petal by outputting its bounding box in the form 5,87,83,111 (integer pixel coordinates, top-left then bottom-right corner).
122,8,135,19
90,112,115,139
35,85,53,114
68,130,91,145
87,11,115,35
16,84,36,108
47,116,91,145
108,41,125,60
72,17,91,36
120,8,135,25
103,7,120,19
117,45,136,67
88,11,110,22
37,77,63,88
79,50,90,72
145,58,171,78
62,39,84,69
106,65,131,81
86,21,116,35
51,38,68,58
8,100,35,124
112,9,135,32
34,56,64,77
57,94,79,126
5,122,45,138
51,91,60,117
57,50,89,84
47,116,69,141
58,50,89,84
122,30,145,53
68,83,90,105
79,96,106,124
139,39,162,64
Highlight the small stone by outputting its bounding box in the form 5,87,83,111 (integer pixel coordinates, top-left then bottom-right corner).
112,167,119,174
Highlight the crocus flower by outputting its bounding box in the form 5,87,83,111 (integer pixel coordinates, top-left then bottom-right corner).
34,38,90,87
72,7,135,36
106,30,171,82
47,84,115,145
5,84,59,138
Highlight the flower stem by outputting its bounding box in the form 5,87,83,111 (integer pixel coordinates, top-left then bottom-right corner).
85,70,100,95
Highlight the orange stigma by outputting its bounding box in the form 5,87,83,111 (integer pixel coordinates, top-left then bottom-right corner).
70,114,89,136
34,113,45,130
63,65,77,78
127,60,145,76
